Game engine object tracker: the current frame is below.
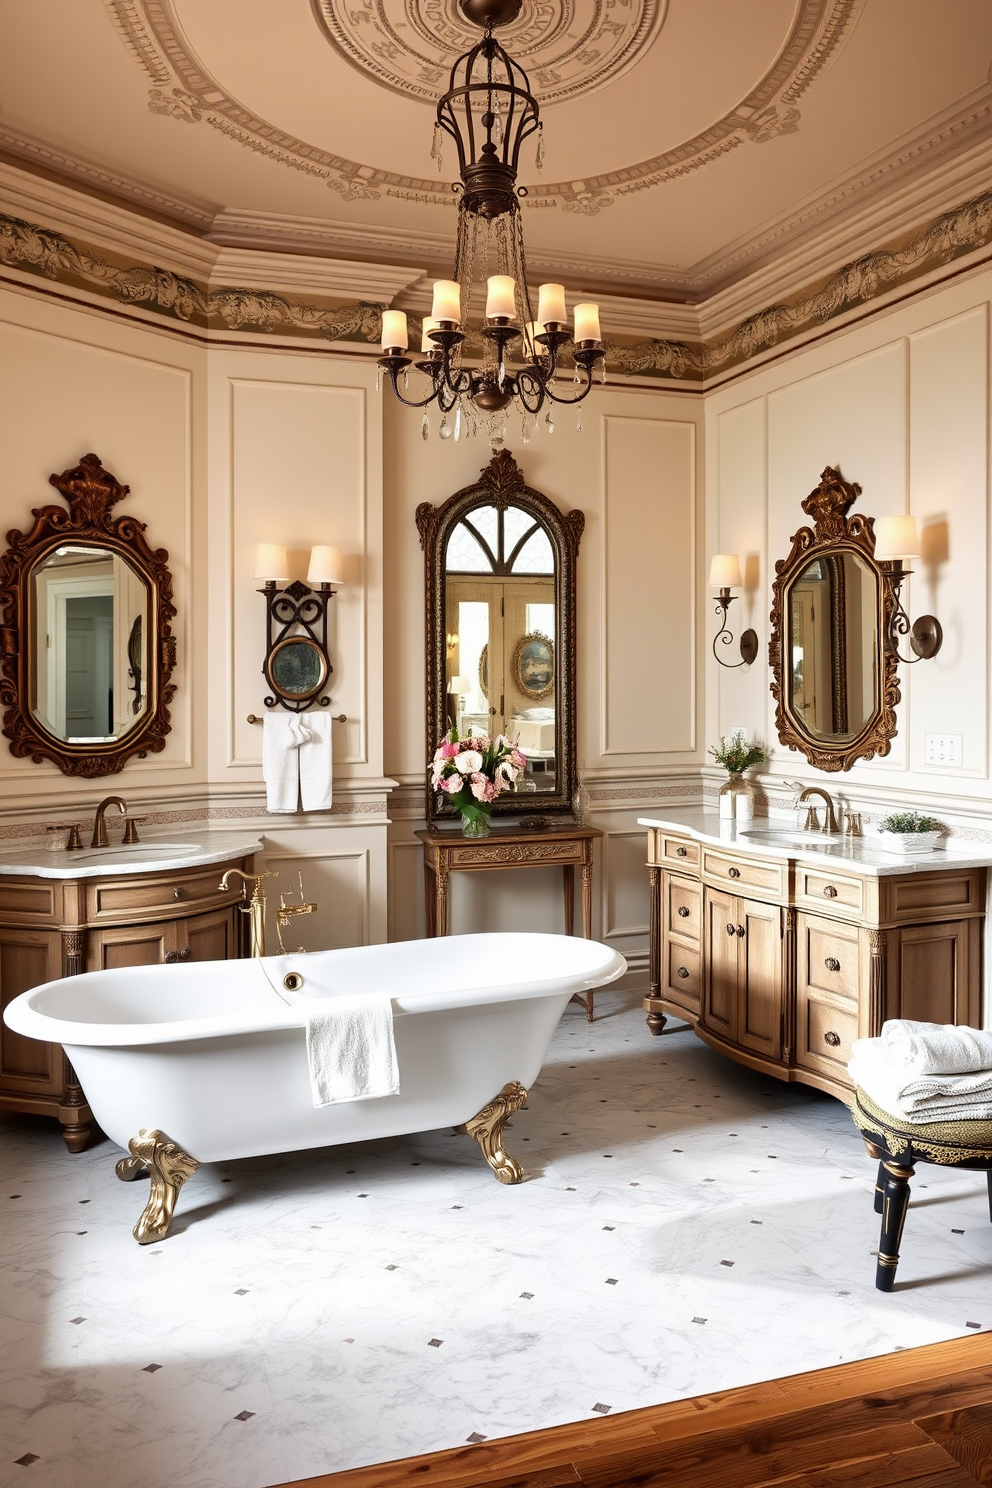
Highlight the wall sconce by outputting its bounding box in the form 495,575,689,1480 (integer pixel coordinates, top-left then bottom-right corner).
874,516,942,662
709,554,758,668
253,543,342,712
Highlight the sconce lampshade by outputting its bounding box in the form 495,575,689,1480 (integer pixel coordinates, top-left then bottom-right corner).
307,545,343,586
874,515,921,561
709,553,743,589
448,676,470,694
253,543,289,581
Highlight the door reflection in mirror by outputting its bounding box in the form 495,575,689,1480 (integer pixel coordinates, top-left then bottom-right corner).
444,503,556,794
31,545,149,744
787,551,878,745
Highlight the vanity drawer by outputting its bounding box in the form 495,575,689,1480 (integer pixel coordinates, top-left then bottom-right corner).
647,830,700,871
701,849,787,902
665,941,701,1010
665,875,701,943
797,914,861,1004
795,865,865,919
84,859,251,924
796,992,858,1082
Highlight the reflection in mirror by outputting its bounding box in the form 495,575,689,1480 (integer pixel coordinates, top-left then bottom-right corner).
30,545,149,744
787,552,878,744
418,450,583,823
769,466,897,772
444,503,557,795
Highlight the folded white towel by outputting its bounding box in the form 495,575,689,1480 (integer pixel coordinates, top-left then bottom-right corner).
877,1019,992,1076
299,710,333,812
849,1047,992,1124
291,991,399,1107
262,713,314,813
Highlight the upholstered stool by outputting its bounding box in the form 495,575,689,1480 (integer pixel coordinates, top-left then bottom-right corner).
851,1086,992,1291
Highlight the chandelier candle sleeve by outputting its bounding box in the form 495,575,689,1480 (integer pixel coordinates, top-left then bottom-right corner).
421,317,440,352
573,303,601,343
431,281,462,323
874,515,921,560
538,283,567,325
381,310,408,351
523,321,545,358
709,554,743,589
486,275,517,320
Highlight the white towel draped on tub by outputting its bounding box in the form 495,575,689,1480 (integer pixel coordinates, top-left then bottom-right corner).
262,712,333,813
291,991,399,1107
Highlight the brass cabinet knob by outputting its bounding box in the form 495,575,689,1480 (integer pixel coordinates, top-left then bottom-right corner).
164,948,191,964
726,923,736,936
823,884,838,898
173,886,189,900
728,865,741,879
677,906,690,918
825,957,841,971
676,846,688,858
736,924,745,937
677,966,690,979
824,1030,841,1047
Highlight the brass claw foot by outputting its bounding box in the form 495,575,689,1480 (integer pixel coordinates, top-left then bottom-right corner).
115,1128,200,1244
462,1081,528,1184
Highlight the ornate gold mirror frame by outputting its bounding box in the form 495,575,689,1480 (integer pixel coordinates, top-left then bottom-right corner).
417,449,583,825
769,466,899,772
0,453,177,776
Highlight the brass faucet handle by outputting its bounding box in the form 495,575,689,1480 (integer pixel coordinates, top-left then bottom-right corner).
844,811,863,837
47,823,84,851
121,815,148,845
802,805,818,832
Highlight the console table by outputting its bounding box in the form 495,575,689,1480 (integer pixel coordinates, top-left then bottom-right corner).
415,822,603,1019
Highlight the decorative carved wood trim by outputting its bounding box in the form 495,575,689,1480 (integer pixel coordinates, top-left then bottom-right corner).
419,450,582,824
0,453,177,776
768,466,899,772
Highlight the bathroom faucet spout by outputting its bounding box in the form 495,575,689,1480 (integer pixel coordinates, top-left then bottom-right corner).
90,796,128,849
218,869,276,958
797,786,838,834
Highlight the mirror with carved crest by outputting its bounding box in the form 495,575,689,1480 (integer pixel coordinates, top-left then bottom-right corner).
0,453,177,776
769,466,897,772
417,450,583,824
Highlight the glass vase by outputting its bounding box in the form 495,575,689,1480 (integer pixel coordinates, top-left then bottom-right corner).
718,773,751,821
460,811,491,839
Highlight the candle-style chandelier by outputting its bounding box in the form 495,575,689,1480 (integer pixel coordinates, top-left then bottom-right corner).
377,0,606,443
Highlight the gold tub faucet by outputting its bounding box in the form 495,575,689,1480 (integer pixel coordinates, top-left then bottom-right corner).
91,795,128,848
276,874,317,954
218,869,276,958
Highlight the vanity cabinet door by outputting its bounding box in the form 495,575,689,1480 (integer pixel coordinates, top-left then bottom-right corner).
183,906,239,962
795,912,862,1084
886,918,980,1028
87,907,240,969
0,928,64,1099
663,873,702,1016
736,898,783,1061
703,887,739,1040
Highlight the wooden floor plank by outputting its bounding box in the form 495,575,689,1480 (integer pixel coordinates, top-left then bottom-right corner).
917,1403,992,1485
756,1442,979,1488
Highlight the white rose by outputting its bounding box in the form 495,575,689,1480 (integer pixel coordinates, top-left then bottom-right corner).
455,749,483,774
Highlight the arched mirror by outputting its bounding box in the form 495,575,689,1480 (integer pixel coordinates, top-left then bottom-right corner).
417,450,583,824
769,466,897,771
0,453,177,776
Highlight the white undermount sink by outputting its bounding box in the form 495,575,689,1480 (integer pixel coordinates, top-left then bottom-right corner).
68,841,201,863
740,829,844,849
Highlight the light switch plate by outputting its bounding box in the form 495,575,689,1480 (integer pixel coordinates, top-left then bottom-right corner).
924,733,962,766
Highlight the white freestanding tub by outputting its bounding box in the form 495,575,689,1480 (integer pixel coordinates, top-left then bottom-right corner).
5,932,626,1241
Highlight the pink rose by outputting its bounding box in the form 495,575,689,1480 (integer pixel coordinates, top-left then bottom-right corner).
439,774,462,793
469,773,489,801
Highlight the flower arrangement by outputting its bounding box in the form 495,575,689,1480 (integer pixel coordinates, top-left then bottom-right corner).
708,731,766,774
878,811,942,834
431,727,526,836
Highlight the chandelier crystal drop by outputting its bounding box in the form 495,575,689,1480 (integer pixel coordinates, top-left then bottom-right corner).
377,0,605,441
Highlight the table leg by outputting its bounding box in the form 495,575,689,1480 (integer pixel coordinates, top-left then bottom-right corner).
435,862,449,938
423,861,437,938
563,864,575,936
581,859,593,939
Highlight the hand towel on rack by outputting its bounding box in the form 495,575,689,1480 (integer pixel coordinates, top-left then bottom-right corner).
262,713,313,813
294,991,399,1106
299,710,333,811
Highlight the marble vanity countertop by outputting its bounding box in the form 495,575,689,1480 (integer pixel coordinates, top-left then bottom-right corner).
637,806,992,877
0,829,264,879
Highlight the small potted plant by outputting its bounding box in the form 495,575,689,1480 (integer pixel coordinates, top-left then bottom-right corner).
708,732,766,821
876,810,944,854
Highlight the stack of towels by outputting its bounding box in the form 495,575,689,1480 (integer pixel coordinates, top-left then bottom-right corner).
849,1019,992,1123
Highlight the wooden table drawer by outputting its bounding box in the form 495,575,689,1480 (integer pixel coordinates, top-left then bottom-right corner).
85,860,250,923
666,875,701,942
796,864,865,917
666,940,701,1007
797,993,858,1080
798,914,861,1004
445,837,585,868
701,849,787,901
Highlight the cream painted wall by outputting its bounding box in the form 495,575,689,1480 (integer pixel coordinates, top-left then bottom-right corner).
705,267,991,825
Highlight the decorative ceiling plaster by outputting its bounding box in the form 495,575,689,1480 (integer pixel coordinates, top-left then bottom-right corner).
105,0,855,215
311,1,666,107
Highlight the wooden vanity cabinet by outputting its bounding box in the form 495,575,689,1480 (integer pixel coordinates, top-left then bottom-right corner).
0,854,253,1149
644,826,985,1101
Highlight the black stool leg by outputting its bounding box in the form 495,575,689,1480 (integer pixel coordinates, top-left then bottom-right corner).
874,1160,886,1214
876,1161,914,1292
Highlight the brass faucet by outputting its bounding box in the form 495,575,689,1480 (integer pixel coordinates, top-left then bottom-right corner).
219,869,276,958
275,873,318,954
91,795,128,848
798,785,838,834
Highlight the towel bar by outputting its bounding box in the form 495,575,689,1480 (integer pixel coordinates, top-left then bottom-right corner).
247,712,347,724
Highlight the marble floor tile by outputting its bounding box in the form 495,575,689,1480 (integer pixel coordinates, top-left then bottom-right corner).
2,991,991,1488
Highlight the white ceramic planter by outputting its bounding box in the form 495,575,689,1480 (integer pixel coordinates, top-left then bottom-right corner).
875,830,942,855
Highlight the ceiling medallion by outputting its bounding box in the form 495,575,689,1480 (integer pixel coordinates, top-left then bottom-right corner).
310,0,665,107
377,0,605,442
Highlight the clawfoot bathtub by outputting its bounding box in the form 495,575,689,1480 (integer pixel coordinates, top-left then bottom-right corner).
4,932,625,1242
